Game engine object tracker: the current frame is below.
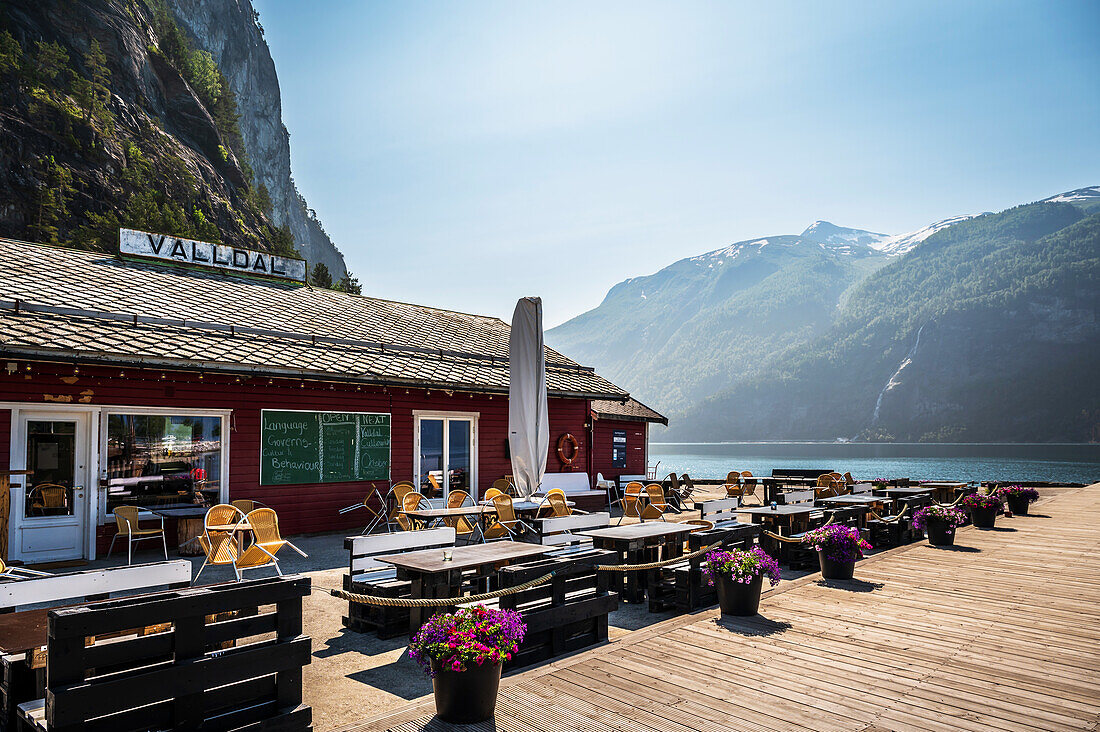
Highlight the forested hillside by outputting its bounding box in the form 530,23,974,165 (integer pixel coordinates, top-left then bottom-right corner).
674,202,1100,442
549,192,1100,443
0,0,355,290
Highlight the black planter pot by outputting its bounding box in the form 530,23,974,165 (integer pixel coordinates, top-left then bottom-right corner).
925,519,956,546
431,659,502,724
1006,497,1031,516
716,573,763,616
970,506,998,529
818,552,855,580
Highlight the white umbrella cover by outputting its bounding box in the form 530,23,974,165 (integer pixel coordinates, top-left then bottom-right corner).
508,297,549,500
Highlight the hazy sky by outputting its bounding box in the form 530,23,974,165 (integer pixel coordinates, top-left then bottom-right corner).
257,0,1099,328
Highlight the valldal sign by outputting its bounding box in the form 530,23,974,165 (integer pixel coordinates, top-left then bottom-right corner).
119,228,307,282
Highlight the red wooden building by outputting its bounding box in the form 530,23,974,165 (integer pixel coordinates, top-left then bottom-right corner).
0,236,665,563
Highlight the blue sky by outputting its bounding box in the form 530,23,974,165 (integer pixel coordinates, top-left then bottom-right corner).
256,0,1099,327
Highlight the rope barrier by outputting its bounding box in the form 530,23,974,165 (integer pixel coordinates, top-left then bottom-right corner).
868,504,909,524
326,571,556,607
761,515,836,544
595,541,723,572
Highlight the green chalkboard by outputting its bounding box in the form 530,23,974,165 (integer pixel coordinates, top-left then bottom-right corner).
260,410,391,486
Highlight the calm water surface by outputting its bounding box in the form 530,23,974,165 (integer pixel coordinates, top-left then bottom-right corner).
649,443,1100,484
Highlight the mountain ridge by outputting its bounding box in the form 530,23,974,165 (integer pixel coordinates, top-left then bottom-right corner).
547,187,1099,442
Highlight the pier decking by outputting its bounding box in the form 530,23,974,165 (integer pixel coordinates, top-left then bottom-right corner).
343,483,1100,732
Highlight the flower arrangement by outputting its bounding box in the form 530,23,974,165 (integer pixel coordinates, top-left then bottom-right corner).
802,524,872,563
703,547,781,588
409,605,525,677
961,493,1004,512
912,505,968,535
997,485,1039,503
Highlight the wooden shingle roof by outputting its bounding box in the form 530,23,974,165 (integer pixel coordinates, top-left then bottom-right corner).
0,239,627,398
591,397,667,424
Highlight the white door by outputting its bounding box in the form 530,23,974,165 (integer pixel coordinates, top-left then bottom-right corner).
415,413,477,502
11,411,90,562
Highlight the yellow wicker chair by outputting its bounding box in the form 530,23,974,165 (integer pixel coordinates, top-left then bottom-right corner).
545,489,574,518
740,471,760,504
107,505,168,564
28,483,68,515
640,483,668,521
617,481,645,524
484,487,504,502
195,504,245,583
491,478,514,497
398,491,427,531
230,508,308,580
231,499,260,514
426,473,443,498
445,490,478,540
724,471,744,499
482,494,534,541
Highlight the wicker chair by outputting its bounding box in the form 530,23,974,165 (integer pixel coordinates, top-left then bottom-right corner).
491,478,514,497
108,506,168,565
445,489,478,540
483,494,535,541
484,487,505,501
617,481,644,524
28,483,68,515
195,504,245,583
740,471,760,504
641,483,668,521
398,491,427,531
231,508,308,581
724,471,744,499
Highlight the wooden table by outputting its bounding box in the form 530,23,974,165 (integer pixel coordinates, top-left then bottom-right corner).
150,506,209,556
374,542,552,634
916,481,970,503
402,505,496,541
578,523,696,603
872,486,935,500
736,504,820,533
817,494,892,512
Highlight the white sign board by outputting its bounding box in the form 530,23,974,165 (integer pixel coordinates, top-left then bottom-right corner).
119,228,307,282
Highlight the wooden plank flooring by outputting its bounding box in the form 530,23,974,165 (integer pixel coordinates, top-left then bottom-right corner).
340,484,1100,732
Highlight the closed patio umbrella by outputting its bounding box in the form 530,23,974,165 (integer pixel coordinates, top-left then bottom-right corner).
508,297,549,500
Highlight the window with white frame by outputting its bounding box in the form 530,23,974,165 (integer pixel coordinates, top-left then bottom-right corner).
414,412,478,501
103,412,227,513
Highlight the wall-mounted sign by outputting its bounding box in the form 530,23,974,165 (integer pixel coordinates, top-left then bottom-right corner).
119,228,307,282
612,429,627,469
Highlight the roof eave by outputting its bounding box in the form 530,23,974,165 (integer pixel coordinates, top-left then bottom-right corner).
0,346,628,401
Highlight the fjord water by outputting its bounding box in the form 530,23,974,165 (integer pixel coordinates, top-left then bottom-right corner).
649,443,1100,484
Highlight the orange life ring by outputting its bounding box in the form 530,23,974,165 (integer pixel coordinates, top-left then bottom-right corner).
556,433,580,466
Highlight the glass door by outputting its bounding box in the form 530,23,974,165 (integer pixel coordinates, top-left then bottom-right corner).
415,414,476,501
12,410,90,562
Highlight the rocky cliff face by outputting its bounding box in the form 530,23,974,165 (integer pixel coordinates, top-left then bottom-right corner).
169,0,346,277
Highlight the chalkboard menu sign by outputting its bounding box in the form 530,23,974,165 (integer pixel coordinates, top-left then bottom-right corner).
612,429,627,469
260,410,391,486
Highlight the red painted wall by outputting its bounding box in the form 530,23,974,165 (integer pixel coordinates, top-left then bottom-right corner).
590,418,648,484
0,362,595,548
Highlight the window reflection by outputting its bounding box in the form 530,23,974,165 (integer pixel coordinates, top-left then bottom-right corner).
25,420,76,517
105,415,222,511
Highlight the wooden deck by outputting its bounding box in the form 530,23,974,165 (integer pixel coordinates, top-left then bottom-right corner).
341,483,1100,732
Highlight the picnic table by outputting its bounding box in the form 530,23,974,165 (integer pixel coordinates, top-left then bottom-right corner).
578,523,696,603
736,504,820,533
374,542,552,634
915,481,971,502
872,485,936,500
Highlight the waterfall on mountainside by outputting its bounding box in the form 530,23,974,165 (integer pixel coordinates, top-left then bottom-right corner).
871,323,926,425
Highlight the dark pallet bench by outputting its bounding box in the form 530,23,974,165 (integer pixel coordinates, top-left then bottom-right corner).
342,528,455,639
497,549,619,669
869,495,933,548
649,522,762,612
17,575,312,732
0,561,192,732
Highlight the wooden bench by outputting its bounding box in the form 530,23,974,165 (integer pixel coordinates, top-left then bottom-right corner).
651,522,763,612
497,549,618,669
0,561,191,732
538,473,606,511
17,575,311,732
534,512,610,553
342,528,455,638
698,498,741,527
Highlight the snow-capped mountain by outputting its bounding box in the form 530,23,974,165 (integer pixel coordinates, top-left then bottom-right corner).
1041,186,1100,204
800,221,890,250
872,215,977,255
